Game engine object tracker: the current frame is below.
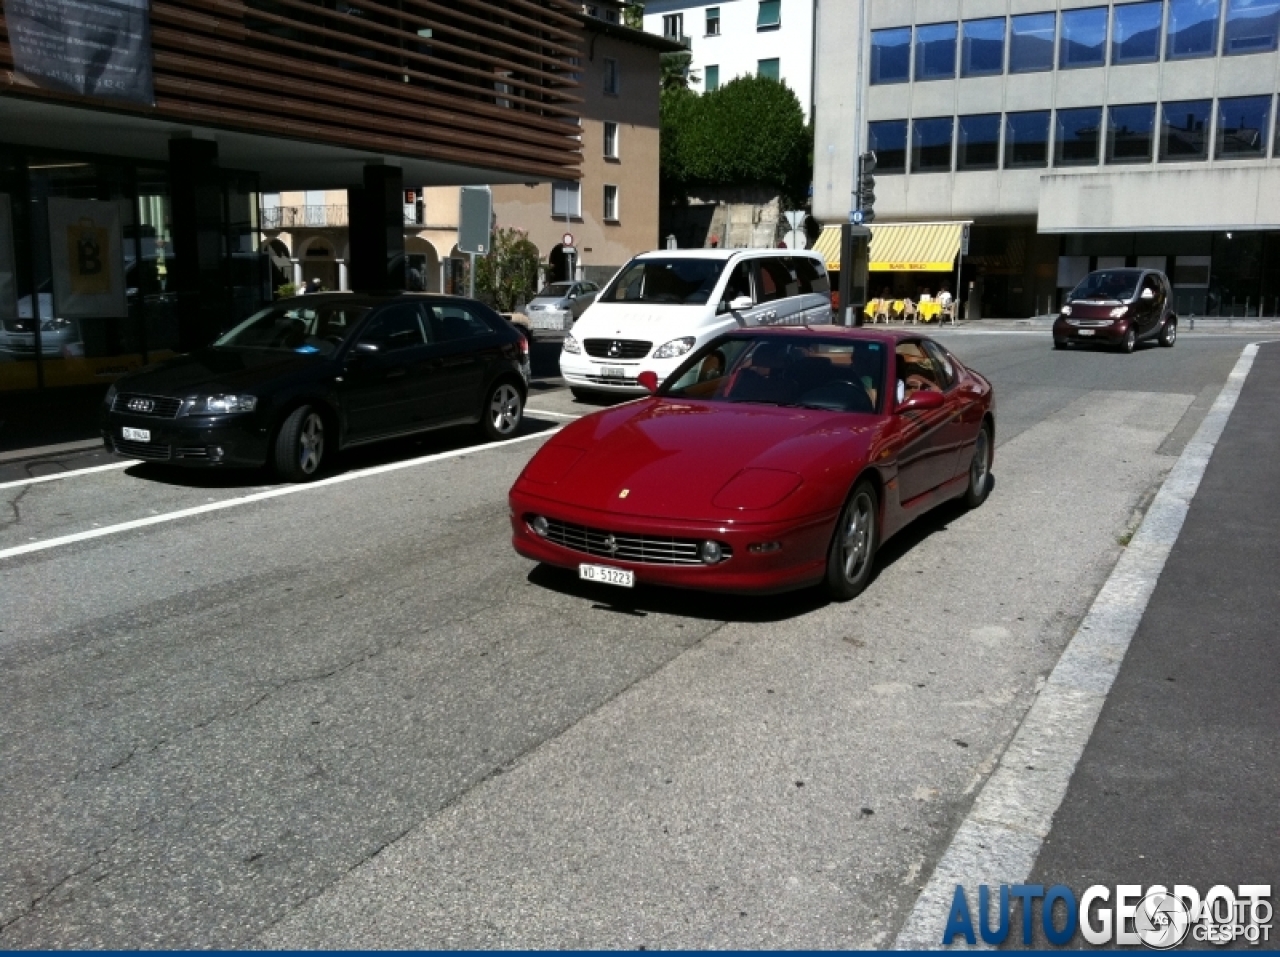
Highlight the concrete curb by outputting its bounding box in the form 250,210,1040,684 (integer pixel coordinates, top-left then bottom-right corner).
0,438,102,465
891,341,1264,950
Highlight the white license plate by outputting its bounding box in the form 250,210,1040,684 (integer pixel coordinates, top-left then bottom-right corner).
579,563,635,588
121,427,151,442
600,366,626,379
1077,329,1095,337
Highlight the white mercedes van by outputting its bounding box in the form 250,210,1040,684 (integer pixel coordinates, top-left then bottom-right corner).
559,248,834,398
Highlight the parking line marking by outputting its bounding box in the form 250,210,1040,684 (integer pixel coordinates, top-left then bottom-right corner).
892,341,1265,949
0,461,138,490
526,409,582,419
0,429,559,563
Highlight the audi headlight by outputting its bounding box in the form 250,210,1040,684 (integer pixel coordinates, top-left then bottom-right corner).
1110,306,1129,319
195,394,258,414
1060,304,1073,316
652,336,696,359
562,333,582,354
104,383,118,407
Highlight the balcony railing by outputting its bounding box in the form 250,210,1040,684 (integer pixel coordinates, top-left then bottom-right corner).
261,205,349,229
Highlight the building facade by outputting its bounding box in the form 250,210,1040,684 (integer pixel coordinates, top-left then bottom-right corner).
643,0,817,119
813,0,1280,318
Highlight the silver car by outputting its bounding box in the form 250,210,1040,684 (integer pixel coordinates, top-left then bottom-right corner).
525,281,599,333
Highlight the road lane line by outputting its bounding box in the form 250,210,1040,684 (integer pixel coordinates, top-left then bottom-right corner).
0,429,558,563
893,341,1265,950
526,409,583,419
0,460,138,490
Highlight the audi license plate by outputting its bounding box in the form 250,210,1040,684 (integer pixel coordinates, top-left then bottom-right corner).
600,366,626,379
579,563,634,588
1077,329,1095,337
121,427,151,442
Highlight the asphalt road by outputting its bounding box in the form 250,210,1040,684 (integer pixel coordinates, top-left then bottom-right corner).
0,330,1261,948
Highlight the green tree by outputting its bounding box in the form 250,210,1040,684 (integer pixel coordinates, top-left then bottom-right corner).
660,51,699,91
623,1,643,29
474,227,540,312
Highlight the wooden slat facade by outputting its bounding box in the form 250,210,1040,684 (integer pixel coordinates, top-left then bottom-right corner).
0,0,584,181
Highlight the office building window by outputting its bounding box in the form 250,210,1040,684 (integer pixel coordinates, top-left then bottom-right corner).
1223,0,1280,53
961,18,1006,76
1005,110,1050,167
705,64,720,91
912,117,954,172
870,27,912,84
1107,103,1157,162
603,57,619,95
1112,2,1164,63
1060,7,1108,68
662,13,683,40
604,122,619,159
552,181,581,217
706,6,720,35
867,120,908,172
757,0,780,30
915,22,958,80
1216,95,1272,157
1167,0,1220,58
1010,13,1056,73
1160,99,1213,160
957,114,1001,170
1056,107,1103,165
758,57,780,80
604,185,619,222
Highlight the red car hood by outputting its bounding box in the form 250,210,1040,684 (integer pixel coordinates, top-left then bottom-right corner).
517,398,884,523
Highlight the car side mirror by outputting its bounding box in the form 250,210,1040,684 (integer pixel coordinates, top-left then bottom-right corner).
1141,288,1155,300
896,389,944,414
637,370,659,393
729,295,753,311
353,341,380,354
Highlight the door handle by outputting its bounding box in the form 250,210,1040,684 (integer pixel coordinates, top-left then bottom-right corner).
385,368,407,379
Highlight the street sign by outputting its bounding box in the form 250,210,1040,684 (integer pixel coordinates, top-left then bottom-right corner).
784,210,806,230
850,209,865,225
561,247,577,256
458,186,491,255
961,223,971,256
783,229,807,250
562,232,574,246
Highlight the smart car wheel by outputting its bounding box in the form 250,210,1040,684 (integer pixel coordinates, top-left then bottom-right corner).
1053,339,1067,350
274,405,325,482
825,481,878,602
1159,317,1177,348
479,380,524,441
1121,327,1137,354
964,424,993,509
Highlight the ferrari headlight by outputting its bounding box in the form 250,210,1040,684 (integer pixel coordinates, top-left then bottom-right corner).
1060,304,1073,316
195,394,258,414
1110,306,1129,319
562,332,582,354
653,336,696,360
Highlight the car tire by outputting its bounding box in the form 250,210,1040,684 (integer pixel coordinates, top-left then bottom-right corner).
1159,317,1177,348
963,423,993,509
1053,339,1067,350
1121,326,1137,354
570,387,595,402
825,481,878,602
479,379,524,441
274,405,326,482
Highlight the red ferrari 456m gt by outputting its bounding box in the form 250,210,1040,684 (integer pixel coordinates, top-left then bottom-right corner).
510,327,995,600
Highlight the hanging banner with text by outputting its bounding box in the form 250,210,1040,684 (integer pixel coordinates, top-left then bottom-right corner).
47,197,128,318
2,0,154,105
0,195,17,321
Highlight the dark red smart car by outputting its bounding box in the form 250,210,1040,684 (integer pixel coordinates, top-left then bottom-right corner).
1053,268,1177,353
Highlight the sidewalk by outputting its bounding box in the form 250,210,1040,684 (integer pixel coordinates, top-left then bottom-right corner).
1025,341,1280,937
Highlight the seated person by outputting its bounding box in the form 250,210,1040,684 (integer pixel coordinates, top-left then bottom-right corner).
698,350,726,382
726,342,800,404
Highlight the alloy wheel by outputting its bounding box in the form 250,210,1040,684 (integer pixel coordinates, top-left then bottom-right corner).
972,427,990,493
841,491,875,583
490,384,522,436
298,413,324,475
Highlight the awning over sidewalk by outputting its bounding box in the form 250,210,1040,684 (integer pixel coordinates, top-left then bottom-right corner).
812,221,971,272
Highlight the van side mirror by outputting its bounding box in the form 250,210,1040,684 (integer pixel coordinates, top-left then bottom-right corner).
729,295,754,311
637,370,659,393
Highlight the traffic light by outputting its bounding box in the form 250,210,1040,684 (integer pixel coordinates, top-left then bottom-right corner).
857,151,877,224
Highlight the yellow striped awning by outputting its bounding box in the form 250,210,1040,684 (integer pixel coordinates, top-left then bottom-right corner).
813,221,970,272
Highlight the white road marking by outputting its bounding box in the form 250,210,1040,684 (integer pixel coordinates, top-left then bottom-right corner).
526,408,583,419
0,429,558,563
0,460,137,490
893,341,1265,950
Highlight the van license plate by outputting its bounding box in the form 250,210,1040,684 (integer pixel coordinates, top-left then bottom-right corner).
122,427,151,442
600,366,626,379
1077,329,1095,337
579,564,634,588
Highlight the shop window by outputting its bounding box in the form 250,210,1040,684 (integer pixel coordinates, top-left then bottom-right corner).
1112,2,1164,63
915,22,957,81
870,27,912,84
1055,107,1103,165
757,0,780,31
961,18,1006,76
1223,0,1280,53
1010,13,1056,73
1216,95,1272,157
705,64,720,91
868,120,908,172
911,117,954,172
1060,7,1108,68
1167,0,1220,58
1106,103,1157,163
757,58,780,81
1159,100,1212,160
957,114,1001,170
1005,111,1050,167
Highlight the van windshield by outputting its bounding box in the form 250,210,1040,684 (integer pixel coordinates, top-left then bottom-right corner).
598,258,723,306
1068,270,1143,303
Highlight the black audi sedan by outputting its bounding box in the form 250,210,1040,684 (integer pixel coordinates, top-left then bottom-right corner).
102,293,530,481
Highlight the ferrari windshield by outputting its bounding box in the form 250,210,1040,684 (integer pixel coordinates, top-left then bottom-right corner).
214,302,371,356
1067,270,1143,303
597,257,724,306
663,335,887,414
